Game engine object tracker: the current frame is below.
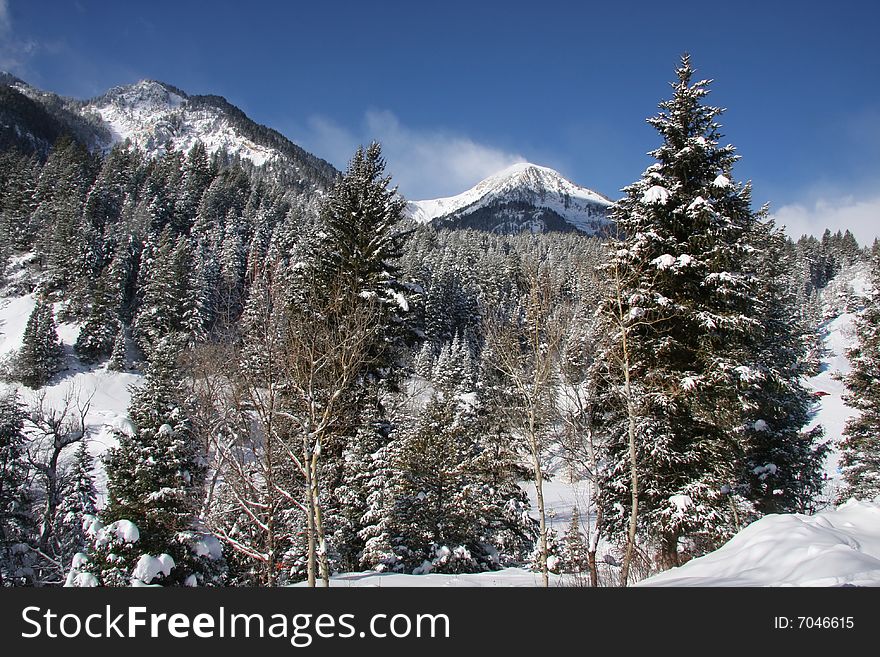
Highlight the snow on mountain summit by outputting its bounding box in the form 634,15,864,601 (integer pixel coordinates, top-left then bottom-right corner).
84,80,279,165
407,162,613,234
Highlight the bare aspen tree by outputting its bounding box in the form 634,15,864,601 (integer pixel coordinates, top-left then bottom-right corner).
484,254,570,588
276,273,381,587
558,285,605,587
597,256,665,586
193,266,298,586
24,388,92,583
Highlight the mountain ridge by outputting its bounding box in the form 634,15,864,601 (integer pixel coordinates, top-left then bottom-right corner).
0,73,338,192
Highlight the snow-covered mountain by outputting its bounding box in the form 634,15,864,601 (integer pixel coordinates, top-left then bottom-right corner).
407,162,613,234
85,80,271,164
0,73,337,190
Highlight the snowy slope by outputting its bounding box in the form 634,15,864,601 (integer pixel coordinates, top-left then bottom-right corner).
805,261,873,499
2,74,337,187
406,162,613,233
638,499,880,587
0,292,140,502
84,80,279,165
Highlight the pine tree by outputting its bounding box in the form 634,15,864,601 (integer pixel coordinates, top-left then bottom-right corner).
97,338,224,585
739,222,828,516
332,411,393,572
839,255,880,501
431,334,473,394
56,441,97,568
107,321,128,371
313,142,414,385
558,509,591,574
29,137,97,290
133,229,191,356
594,55,764,572
13,297,63,388
176,142,213,232
0,151,39,257
384,394,487,573
360,389,535,575
0,393,37,586
74,269,120,363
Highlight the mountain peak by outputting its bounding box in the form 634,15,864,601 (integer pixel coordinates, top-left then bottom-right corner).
94,79,188,111
407,163,612,234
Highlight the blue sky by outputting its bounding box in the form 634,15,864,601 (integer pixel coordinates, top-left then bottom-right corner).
2,0,878,242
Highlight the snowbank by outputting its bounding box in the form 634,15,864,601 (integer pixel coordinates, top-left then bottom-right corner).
639,499,880,587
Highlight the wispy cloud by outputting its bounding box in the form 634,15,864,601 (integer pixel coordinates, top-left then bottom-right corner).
0,0,37,77
298,110,526,200
773,194,880,246
0,0,10,33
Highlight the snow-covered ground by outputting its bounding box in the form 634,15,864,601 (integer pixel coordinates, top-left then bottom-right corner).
638,498,880,586
291,568,570,588
0,292,141,500
805,261,872,498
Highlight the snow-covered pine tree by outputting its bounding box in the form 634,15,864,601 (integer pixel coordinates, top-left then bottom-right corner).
144,151,184,235
839,254,880,501
97,337,224,585
312,141,414,386
558,509,591,574
739,221,827,516
74,269,121,363
431,333,474,394
466,382,538,568
176,142,214,232
218,213,248,322
133,229,192,357
56,441,97,568
594,55,764,572
29,137,97,291
107,321,128,371
382,393,487,573
0,393,37,586
0,151,39,255
78,146,140,288
13,296,63,388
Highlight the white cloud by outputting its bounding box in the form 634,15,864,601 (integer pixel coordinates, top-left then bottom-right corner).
773,195,880,246
0,0,31,76
299,110,525,200
0,0,10,33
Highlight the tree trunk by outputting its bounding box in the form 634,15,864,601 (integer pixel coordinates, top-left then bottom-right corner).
39,444,62,554
619,399,639,587
588,506,602,588
304,443,316,587
311,459,330,587
530,424,549,588
657,533,680,571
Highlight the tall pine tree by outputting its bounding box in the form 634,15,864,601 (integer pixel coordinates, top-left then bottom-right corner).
13,296,63,388
96,338,223,585
594,55,764,571
839,254,880,501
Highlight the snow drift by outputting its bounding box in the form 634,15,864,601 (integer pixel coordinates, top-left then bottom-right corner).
639,499,880,587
